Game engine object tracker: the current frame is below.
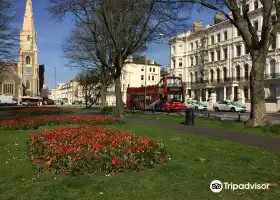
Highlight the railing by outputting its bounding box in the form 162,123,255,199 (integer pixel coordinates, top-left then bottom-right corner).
186,73,280,86
187,76,250,85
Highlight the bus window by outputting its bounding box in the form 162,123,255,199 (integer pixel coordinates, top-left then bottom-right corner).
167,94,183,102
167,78,182,87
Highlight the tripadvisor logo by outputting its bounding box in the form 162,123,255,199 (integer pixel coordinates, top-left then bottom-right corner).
210,180,269,193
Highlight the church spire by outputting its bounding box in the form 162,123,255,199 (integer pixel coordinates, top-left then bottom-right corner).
22,0,34,32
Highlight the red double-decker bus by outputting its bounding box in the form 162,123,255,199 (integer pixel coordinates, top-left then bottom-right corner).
126,76,185,111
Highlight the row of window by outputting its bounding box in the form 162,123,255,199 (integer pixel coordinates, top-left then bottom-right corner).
140,75,156,81
189,60,277,83
190,64,250,83
141,67,157,72
173,40,277,68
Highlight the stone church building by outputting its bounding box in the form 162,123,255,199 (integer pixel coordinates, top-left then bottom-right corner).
0,0,44,98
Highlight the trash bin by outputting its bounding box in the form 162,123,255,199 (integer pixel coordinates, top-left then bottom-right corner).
184,108,195,126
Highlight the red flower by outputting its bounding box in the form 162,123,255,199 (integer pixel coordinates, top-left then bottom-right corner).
112,159,117,165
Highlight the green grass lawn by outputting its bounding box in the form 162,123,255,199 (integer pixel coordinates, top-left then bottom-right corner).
0,123,279,200
127,113,280,138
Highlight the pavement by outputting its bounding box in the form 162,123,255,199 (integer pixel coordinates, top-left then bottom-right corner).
127,118,280,152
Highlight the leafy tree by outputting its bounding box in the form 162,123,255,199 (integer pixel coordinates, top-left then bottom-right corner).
48,0,190,117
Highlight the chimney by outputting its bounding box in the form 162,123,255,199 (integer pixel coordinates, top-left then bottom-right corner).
214,14,224,24
193,21,203,32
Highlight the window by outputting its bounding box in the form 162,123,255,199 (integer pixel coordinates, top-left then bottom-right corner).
236,29,241,36
141,68,144,71
245,45,250,54
141,75,144,80
148,76,150,80
179,44,183,50
152,76,154,81
173,59,176,68
244,4,249,12
270,60,276,78
172,46,175,53
190,57,193,66
236,45,241,56
141,85,144,87
195,56,198,65
223,48,228,59
211,35,214,44
26,56,31,64
153,68,155,72
27,35,30,41
254,0,259,9
271,15,277,26
224,31,228,40
236,65,241,81
2,77,14,95
195,41,198,49
271,36,276,49
217,69,220,82
26,80,30,89
149,67,152,72
191,43,193,50
210,70,214,82
210,52,214,62
223,67,227,81
254,20,258,30
179,58,182,67
244,64,249,80
190,73,193,83
195,72,198,82
217,50,221,60
217,33,221,42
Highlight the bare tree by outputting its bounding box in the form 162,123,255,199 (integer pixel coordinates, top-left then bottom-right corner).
63,23,112,108
0,0,18,68
75,69,100,107
162,0,280,126
48,0,191,117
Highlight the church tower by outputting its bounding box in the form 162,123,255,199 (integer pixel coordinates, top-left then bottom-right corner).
18,0,39,97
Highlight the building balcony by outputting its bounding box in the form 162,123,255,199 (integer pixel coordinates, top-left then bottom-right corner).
186,73,280,88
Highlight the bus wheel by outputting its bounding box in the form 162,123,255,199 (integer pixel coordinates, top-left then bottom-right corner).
133,104,136,110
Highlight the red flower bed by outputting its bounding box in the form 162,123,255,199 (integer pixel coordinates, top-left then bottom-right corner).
0,116,119,131
29,126,170,175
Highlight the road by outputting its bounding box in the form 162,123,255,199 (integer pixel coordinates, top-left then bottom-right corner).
133,110,280,124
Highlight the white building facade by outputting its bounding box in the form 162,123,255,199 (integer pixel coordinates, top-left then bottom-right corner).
168,0,280,104
49,81,84,103
106,56,161,105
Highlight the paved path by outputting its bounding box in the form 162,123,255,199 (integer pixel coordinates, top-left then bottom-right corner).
127,118,280,152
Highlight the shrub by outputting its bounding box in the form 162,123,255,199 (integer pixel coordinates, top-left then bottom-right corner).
0,116,119,131
29,126,170,176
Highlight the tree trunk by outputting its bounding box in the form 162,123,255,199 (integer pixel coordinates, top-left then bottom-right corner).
245,52,268,127
100,82,107,108
114,74,125,118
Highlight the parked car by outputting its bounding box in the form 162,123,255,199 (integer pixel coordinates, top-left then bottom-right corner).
213,101,246,112
185,100,208,111
72,100,82,105
0,96,17,106
43,99,55,105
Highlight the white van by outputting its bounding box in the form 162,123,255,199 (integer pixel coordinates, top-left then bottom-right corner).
0,96,17,105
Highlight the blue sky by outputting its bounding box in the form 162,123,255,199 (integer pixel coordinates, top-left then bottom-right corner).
14,0,216,89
